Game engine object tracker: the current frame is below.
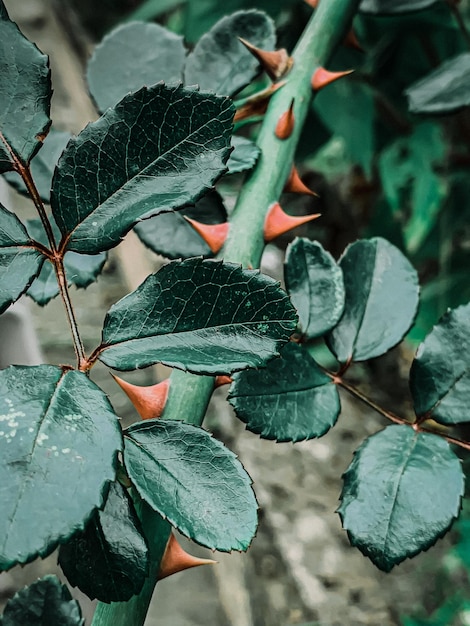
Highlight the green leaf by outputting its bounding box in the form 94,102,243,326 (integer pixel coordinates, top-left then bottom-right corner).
51,84,234,254
359,0,439,13
184,10,275,96
124,419,258,552
134,189,226,259
0,1,51,172
58,481,148,603
410,303,470,425
338,425,464,572
228,343,340,442
227,136,260,174
99,258,298,373
0,575,84,626
327,238,419,363
284,238,345,339
87,22,186,113
0,205,44,314
0,365,122,569
26,219,106,306
406,52,470,114
3,129,71,203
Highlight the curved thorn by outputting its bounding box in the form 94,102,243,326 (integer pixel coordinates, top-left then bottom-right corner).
275,99,295,140
264,202,320,241
284,166,319,196
215,375,233,388
184,218,229,254
238,37,293,80
311,67,354,91
113,375,170,420
158,533,217,581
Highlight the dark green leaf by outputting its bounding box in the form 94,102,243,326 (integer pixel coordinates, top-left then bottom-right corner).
4,129,71,203
125,0,185,22
87,22,186,113
184,10,275,96
1,575,84,626
406,52,470,114
227,136,260,174
134,189,226,259
26,219,106,306
327,238,419,363
99,258,297,373
339,425,464,572
124,419,258,552
0,205,44,314
51,84,234,254
284,238,345,339
359,0,439,14
0,365,122,569
58,481,148,603
0,1,51,172
228,343,340,442
410,303,470,424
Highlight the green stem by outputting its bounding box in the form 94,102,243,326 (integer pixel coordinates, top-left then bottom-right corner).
91,2,360,624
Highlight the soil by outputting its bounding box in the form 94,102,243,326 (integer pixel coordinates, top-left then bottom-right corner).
0,1,454,625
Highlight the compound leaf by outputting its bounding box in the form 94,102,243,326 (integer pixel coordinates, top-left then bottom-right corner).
184,10,275,96
26,219,106,306
0,205,44,314
227,136,260,174
0,575,84,626
406,52,470,114
359,0,439,13
228,342,340,442
134,189,226,259
410,303,470,424
0,365,122,569
327,238,419,363
285,238,345,339
99,258,297,373
339,425,464,572
51,84,234,254
0,1,51,172
87,22,186,113
124,419,258,552
58,481,148,603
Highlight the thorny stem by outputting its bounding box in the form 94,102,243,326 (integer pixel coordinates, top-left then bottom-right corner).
91,2,361,626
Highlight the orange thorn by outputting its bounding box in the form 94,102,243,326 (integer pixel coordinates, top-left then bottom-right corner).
264,202,320,242
234,82,285,122
215,375,233,388
184,219,229,254
158,533,217,581
284,166,319,197
275,99,295,140
238,38,293,81
311,67,354,91
344,29,362,51
113,376,170,420
304,0,319,6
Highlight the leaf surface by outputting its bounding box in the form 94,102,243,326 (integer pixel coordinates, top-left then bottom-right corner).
228,343,340,442
0,205,44,313
134,189,226,259
87,22,186,113
51,84,234,254
0,1,51,172
1,575,84,626
0,365,122,569
184,10,275,96
359,0,439,13
124,419,258,551
285,238,345,339
406,52,470,114
227,136,260,174
339,425,464,571
100,258,297,373
58,481,148,603
26,219,106,306
327,238,419,363
410,303,470,424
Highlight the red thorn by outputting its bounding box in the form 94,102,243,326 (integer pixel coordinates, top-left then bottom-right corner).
238,38,293,81
184,218,229,254
311,67,354,91
304,0,319,6
158,533,217,581
275,99,295,140
215,375,233,388
264,202,320,242
344,29,362,51
234,81,285,122
284,166,319,197
113,376,169,420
